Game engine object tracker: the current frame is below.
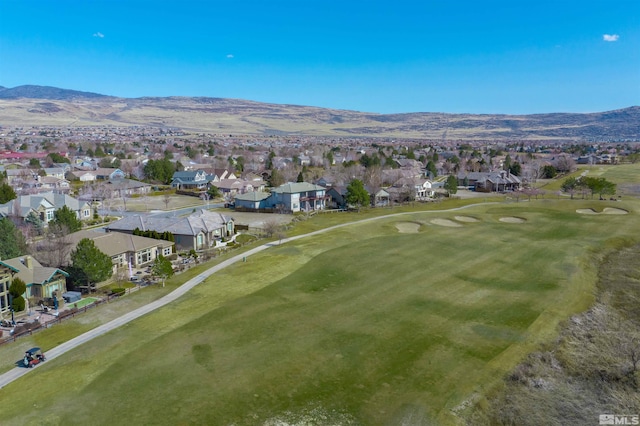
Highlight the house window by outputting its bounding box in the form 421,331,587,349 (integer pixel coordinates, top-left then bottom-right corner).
83,209,90,218
163,247,172,256
137,249,152,265
46,210,54,221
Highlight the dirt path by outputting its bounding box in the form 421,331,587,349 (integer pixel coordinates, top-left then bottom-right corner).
0,202,498,389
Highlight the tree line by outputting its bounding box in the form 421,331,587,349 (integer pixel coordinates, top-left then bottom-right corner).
561,176,617,199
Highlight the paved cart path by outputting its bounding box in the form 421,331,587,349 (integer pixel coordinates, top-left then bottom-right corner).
0,203,493,389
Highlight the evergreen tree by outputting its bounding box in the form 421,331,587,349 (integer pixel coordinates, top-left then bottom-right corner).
50,205,83,233
345,179,369,211
9,277,27,312
207,185,221,199
426,160,438,178
0,182,17,204
444,175,459,195
0,218,27,260
71,238,113,287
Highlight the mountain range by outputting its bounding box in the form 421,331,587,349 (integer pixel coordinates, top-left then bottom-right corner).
0,85,638,140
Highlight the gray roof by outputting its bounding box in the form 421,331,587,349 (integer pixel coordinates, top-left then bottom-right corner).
2,256,68,285
69,230,173,258
457,171,521,184
234,191,271,201
272,182,326,194
107,210,233,236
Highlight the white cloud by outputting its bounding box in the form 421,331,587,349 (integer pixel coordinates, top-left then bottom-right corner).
93,32,105,38
603,34,619,42
226,54,234,59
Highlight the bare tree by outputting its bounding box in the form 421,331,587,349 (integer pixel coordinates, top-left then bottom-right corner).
33,224,74,267
163,192,171,211
363,165,383,193
262,218,281,238
554,155,576,173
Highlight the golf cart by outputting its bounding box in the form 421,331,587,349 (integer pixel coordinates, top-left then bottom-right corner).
23,347,46,368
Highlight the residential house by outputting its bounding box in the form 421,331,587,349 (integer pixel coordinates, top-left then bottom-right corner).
68,230,175,275
269,182,328,213
212,169,237,180
0,192,92,225
234,191,272,210
372,188,390,207
37,175,71,192
68,170,97,182
381,168,423,186
107,210,234,251
5,168,36,186
94,168,125,180
457,171,522,192
1,256,68,301
106,178,152,198
43,167,66,179
391,177,434,200
326,186,347,209
215,178,266,199
171,170,215,190
0,261,17,316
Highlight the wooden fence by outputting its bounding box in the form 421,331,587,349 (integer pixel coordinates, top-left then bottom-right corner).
0,286,140,347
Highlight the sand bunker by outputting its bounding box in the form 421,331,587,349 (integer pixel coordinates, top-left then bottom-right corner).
431,218,463,227
576,208,598,215
603,207,628,215
499,217,526,223
395,222,421,233
576,208,629,215
454,216,480,223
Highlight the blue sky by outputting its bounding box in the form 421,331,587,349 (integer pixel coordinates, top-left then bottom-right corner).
1,0,638,114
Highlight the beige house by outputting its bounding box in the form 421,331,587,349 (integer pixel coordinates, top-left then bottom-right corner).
1,256,68,301
0,262,17,316
68,230,175,275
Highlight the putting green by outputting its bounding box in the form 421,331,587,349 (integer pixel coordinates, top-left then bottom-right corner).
1,199,638,426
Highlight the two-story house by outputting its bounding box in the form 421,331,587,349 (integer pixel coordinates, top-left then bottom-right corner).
171,170,215,190
269,182,328,213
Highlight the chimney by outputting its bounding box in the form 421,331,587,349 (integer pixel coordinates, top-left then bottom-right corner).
25,256,33,269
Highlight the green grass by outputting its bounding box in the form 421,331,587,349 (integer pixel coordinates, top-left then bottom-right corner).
470,243,640,425
68,297,98,309
1,169,638,425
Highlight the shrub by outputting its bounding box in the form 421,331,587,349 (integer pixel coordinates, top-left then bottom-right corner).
11,295,25,312
110,287,126,296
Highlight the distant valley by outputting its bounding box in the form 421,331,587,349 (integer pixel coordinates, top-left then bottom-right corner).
0,85,638,140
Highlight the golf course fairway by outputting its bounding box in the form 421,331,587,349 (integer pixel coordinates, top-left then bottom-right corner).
0,191,638,425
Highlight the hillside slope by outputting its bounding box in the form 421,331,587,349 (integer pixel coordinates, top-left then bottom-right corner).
0,85,637,139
